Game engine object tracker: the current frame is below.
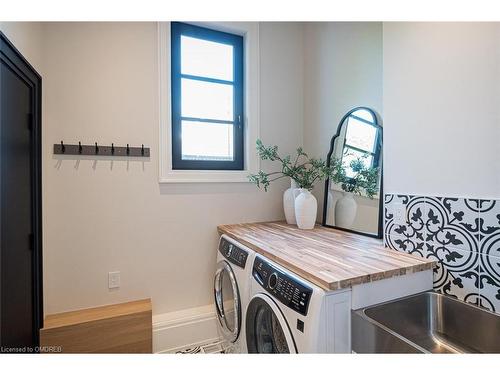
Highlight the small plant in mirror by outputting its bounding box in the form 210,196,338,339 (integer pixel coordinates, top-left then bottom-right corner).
248,139,343,191
337,155,379,199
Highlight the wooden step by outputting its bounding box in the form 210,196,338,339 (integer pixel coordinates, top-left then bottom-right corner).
40,299,152,353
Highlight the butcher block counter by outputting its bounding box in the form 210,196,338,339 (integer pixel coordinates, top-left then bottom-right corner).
217,221,435,292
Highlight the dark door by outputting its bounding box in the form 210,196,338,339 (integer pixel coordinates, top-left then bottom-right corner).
0,32,42,351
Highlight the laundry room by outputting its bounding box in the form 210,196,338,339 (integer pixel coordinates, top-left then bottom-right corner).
1,1,500,374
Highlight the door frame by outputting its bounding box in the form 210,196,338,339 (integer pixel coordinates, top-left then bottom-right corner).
0,31,43,346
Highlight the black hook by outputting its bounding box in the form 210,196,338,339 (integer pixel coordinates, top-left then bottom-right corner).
95,142,99,154
141,144,144,156
111,143,115,155
78,141,82,154
126,144,130,155
61,141,65,153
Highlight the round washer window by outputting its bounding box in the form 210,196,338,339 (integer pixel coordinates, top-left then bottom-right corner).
214,261,241,343
220,268,236,332
246,296,293,353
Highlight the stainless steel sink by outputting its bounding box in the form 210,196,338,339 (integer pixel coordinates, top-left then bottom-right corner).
352,291,500,353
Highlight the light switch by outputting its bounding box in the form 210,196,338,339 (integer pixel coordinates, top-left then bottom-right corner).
393,203,407,224
108,271,121,289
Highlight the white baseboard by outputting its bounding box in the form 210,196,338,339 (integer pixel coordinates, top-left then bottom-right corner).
153,304,220,353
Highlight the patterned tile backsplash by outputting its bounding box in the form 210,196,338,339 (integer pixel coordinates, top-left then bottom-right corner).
384,194,500,314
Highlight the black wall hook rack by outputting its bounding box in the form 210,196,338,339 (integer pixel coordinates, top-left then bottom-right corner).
54,141,150,157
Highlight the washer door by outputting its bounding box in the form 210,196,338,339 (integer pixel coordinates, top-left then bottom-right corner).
246,294,297,353
214,260,241,343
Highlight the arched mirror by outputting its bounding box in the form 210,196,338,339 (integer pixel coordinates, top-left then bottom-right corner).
322,107,383,238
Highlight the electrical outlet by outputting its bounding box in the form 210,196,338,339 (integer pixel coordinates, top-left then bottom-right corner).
108,271,121,289
393,203,407,224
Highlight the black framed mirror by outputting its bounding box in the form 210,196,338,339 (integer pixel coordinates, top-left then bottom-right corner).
322,107,383,238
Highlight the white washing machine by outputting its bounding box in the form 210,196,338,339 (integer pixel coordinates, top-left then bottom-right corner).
246,254,352,353
214,235,255,353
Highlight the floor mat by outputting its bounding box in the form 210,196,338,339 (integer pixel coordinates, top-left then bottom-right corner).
175,340,225,354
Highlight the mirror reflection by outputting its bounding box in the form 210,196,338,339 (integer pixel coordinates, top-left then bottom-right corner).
322,107,383,237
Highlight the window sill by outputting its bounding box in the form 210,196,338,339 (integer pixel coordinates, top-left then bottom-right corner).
159,169,254,184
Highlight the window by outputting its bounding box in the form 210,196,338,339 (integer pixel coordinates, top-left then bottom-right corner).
341,111,381,178
171,22,244,170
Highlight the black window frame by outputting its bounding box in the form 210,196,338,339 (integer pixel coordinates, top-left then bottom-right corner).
341,113,381,172
171,22,244,170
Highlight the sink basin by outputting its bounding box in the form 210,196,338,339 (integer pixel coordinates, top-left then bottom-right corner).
352,291,500,353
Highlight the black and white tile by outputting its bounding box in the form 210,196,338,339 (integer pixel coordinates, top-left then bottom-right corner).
385,194,500,314
427,244,480,305
478,199,500,313
479,199,500,258
384,195,427,240
478,255,500,312
426,197,480,253
385,233,427,258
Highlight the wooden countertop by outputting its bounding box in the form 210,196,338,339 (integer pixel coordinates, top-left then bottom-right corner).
217,222,435,291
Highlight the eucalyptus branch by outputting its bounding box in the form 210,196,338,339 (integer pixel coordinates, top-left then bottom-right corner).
268,175,288,183
248,139,379,198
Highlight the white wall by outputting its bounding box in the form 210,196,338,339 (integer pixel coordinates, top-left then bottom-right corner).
384,22,500,198
41,22,304,315
0,22,44,74
303,22,383,225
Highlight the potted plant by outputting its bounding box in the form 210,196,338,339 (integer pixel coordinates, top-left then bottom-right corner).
333,156,379,228
248,140,343,229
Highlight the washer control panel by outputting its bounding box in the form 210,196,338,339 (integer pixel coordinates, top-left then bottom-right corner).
218,237,248,269
252,256,312,316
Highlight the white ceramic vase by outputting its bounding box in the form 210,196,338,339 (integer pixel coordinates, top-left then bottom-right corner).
326,191,335,226
283,179,300,224
294,189,317,230
335,192,357,228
